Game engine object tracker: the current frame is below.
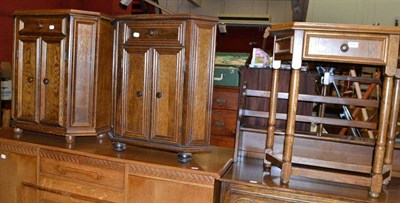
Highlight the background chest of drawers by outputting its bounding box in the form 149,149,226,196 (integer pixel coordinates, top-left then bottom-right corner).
210,86,239,148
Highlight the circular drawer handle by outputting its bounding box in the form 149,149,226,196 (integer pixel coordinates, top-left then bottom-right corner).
214,121,225,127
136,91,143,97
340,43,349,52
49,25,55,30
43,78,50,85
27,76,34,83
216,98,226,105
156,92,163,98
149,30,155,37
1,154,6,159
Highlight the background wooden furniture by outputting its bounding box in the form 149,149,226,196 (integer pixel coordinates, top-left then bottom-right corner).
12,9,113,143
110,14,218,156
0,128,233,203
210,86,239,148
266,22,400,197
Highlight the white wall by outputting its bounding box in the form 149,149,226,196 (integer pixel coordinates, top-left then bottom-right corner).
307,0,400,25
158,0,293,23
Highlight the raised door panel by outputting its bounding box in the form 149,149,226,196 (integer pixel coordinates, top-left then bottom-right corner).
70,18,97,128
116,47,151,139
39,36,66,127
14,37,40,123
151,48,184,144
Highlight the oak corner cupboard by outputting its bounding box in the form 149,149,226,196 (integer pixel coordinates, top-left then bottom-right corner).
12,9,113,143
109,14,218,157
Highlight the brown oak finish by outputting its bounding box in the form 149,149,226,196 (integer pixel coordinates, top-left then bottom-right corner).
111,14,218,153
266,22,400,197
0,128,233,203
12,9,113,143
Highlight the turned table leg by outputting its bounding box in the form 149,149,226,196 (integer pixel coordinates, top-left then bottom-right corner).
370,76,393,197
281,69,301,184
264,69,280,170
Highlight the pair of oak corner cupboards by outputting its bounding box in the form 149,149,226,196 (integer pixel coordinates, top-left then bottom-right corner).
12,9,218,159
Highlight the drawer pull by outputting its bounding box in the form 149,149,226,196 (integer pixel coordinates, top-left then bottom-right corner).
216,98,226,105
27,76,34,83
48,25,55,30
37,23,44,29
0,154,6,159
214,121,225,127
136,91,143,97
340,43,349,52
133,32,140,38
149,30,155,37
55,164,102,180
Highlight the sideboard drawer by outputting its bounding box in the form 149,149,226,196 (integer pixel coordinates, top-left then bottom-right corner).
304,31,388,64
39,149,125,190
211,110,237,136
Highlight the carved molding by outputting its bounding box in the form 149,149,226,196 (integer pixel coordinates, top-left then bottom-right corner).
40,149,125,172
129,164,214,186
0,141,37,156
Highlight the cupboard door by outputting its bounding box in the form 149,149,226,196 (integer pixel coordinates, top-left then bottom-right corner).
39,36,66,127
15,37,40,123
151,48,184,144
117,47,152,139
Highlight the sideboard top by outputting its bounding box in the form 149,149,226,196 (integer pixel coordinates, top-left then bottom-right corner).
0,129,233,179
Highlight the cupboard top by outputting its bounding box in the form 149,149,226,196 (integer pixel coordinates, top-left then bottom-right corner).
13,9,111,20
270,22,400,35
115,13,219,22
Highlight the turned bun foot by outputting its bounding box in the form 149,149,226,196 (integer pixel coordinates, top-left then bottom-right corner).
13,128,23,134
65,135,75,144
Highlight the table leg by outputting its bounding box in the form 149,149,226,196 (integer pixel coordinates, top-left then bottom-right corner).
384,77,400,165
281,69,301,184
264,69,280,170
370,76,393,197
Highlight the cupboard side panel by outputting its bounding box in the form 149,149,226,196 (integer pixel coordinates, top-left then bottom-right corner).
95,19,113,131
185,22,216,146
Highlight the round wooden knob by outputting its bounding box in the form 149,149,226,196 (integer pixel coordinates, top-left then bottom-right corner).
156,92,163,98
27,76,34,83
136,91,143,97
43,78,49,85
340,43,349,52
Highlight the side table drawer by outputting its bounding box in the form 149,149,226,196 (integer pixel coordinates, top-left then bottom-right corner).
211,110,237,136
304,31,388,64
